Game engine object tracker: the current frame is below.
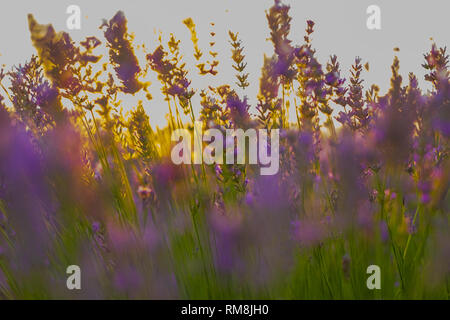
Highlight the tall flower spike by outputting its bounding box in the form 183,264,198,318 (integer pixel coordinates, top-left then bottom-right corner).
295,22,325,126
183,18,218,76
28,14,80,94
266,0,296,82
146,35,195,117
336,57,370,131
127,101,158,162
183,18,203,61
387,56,405,109
206,22,220,76
257,54,281,128
228,31,249,90
101,11,145,94
326,54,347,108
8,55,65,130
422,44,449,90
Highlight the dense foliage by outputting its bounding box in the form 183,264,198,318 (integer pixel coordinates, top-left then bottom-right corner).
0,1,448,299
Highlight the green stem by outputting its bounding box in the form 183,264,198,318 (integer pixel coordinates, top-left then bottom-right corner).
403,204,421,259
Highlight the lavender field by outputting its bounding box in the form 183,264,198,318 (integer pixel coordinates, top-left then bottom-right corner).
0,1,448,299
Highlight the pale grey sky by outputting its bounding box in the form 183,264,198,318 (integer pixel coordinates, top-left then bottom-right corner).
0,0,448,127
